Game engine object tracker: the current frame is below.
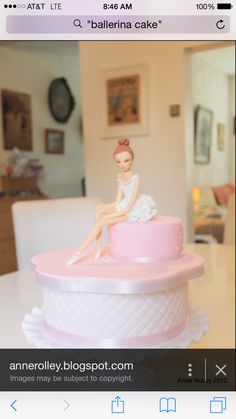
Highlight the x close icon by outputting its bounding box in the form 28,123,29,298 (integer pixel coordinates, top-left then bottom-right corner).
215,364,227,377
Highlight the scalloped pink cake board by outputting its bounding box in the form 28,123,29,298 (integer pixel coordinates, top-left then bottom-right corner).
24,247,208,349
31,248,205,294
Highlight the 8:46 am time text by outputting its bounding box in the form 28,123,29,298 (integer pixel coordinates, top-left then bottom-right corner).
103,3,133,10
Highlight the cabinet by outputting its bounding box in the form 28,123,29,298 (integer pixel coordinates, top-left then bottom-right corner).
0,177,46,275
194,218,225,243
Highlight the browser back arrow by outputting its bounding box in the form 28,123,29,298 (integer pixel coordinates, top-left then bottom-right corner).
10,400,17,412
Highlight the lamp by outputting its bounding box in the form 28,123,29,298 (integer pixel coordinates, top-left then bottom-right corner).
192,186,200,209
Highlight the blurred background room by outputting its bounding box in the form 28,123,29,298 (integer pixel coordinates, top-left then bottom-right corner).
0,40,235,349
0,40,234,268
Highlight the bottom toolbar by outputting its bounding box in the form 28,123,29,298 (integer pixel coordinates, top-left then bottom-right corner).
1,349,234,392
0,392,235,418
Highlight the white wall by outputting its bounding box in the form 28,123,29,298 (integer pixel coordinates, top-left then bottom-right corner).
228,76,235,183
0,42,84,198
191,54,230,186
80,41,213,239
80,41,234,240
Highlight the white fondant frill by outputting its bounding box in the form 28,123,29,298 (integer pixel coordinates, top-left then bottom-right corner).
22,305,208,349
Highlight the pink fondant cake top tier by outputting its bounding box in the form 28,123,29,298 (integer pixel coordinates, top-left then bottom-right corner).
109,216,183,262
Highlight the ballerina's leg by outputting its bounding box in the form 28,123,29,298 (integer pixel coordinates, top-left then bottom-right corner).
95,203,117,221
95,230,102,258
94,204,117,256
77,223,102,254
89,204,116,258
95,207,104,223
66,222,101,265
78,214,127,254
67,213,127,265
67,221,102,265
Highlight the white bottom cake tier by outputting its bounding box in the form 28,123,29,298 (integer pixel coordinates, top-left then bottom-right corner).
22,305,208,349
29,248,206,348
38,283,189,348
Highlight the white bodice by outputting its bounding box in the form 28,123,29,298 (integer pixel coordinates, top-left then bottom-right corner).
118,173,139,205
116,173,157,222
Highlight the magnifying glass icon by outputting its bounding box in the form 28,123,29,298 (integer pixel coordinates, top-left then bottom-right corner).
73,19,82,28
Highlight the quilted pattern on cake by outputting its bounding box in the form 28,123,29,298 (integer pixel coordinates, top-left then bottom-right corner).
43,284,188,338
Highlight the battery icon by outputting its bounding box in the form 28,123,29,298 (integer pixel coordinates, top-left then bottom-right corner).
217,3,233,8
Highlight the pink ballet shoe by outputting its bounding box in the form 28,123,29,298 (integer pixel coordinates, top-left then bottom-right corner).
66,252,85,266
94,248,102,259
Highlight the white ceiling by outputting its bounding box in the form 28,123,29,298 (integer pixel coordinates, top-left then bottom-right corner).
0,41,234,75
194,45,235,75
0,41,79,57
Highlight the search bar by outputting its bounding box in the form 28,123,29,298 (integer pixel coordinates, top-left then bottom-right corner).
6,15,230,33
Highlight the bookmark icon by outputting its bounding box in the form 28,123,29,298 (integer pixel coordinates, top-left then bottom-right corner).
159,397,177,413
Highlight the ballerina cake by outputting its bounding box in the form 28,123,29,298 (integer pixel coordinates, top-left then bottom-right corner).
25,139,207,348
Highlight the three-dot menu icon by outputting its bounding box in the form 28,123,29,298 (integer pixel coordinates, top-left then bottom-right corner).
188,363,193,377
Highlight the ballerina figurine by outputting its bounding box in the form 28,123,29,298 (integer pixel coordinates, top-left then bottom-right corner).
67,139,157,265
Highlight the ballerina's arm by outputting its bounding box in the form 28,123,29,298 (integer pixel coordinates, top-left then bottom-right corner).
96,181,123,212
114,182,123,204
102,175,140,220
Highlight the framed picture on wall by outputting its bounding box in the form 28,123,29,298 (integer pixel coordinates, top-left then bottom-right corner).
1,89,33,151
45,129,64,154
217,123,225,151
194,106,213,164
99,64,149,138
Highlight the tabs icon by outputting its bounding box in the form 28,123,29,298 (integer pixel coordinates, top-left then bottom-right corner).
210,396,227,414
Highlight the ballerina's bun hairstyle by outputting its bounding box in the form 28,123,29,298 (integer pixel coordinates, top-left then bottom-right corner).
113,138,134,159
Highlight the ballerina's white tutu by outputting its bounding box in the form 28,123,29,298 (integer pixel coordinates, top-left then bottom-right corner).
115,173,157,222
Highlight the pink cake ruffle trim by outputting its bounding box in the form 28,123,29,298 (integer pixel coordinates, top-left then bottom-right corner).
43,319,187,348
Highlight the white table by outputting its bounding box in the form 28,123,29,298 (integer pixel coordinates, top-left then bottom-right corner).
0,244,234,349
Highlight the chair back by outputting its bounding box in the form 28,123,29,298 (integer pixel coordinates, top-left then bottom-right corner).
12,197,103,270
